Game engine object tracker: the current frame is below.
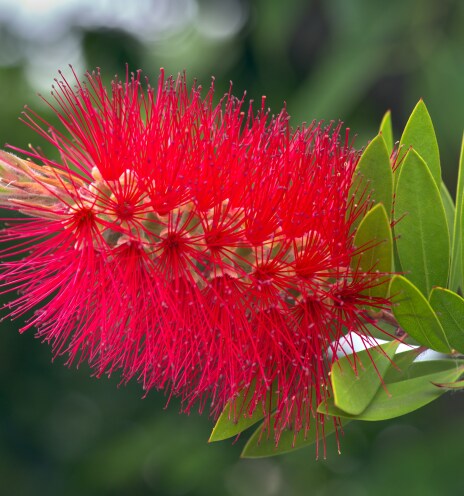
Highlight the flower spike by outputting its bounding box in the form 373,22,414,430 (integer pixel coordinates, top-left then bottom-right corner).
0,68,392,450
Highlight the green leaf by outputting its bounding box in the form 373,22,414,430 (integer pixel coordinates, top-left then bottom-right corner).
390,276,451,353
363,323,418,347
405,359,464,378
393,239,403,273
440,182,455,249
398,100,441,187
383,347,424,383
350,134,393,221
450,133,464,291
352,204,393,299
394,150,450,295
209,383,277,442
331,341,399,415
362,321,397,342
429,288,464,354
461,199,464,295
379,110,394,153
318,363,463,421
240,408,348,458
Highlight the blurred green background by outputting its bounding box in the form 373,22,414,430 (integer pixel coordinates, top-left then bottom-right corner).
0,1,463,495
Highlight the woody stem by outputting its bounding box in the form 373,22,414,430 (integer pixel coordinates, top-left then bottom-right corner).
367,308,407,338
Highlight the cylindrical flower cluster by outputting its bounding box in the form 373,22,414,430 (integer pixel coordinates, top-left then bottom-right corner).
0,69,388,444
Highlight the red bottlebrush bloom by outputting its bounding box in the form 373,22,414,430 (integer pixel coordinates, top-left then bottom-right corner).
0,68,389,450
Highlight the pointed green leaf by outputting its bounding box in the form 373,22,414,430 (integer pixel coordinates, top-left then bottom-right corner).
461,199,464,295
450,133,464,291
209,383,277,442
240,415,348,459
440,182,455,248
393,239,403,273
318,364,463,421
331,341,399,415
350,134,393,222
404,359,464,378
398,100,441,187
353,203,392,299
379,110,394,153
384,353,464,384
429,288,464,354
394,150,449,295
390,276,451,353
383,347,424,383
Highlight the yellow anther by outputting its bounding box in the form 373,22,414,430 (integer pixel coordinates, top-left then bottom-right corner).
91,166,103,182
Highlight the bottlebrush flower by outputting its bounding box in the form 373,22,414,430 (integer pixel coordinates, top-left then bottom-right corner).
0,68,390,450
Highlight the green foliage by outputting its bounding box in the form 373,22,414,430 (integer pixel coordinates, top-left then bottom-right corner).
429,288,464,354
352,203,392,299
404,359,464,378
450,134,464,291
209,383,277,442
394,150,449,295
215,101,464,459
390,276,451,353
382,348,424,383
331,341,399,415
362,320,397,342
398,100,441,187
351,134,393,219
318,361,463,421
440,182,455,248
379,110,394,153
240,412,344,459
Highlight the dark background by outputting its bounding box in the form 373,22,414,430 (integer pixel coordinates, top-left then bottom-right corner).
0,1,463,495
